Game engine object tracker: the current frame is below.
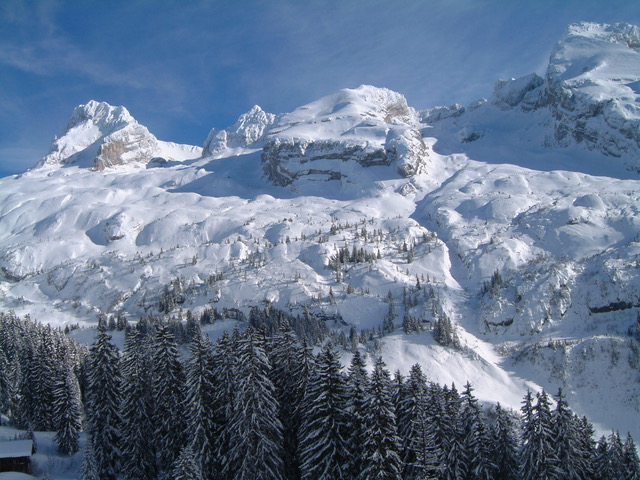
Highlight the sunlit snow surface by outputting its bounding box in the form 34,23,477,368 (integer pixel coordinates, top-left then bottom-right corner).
1,22,640,440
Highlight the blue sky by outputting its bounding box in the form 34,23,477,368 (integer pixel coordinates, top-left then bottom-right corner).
1,0,639,176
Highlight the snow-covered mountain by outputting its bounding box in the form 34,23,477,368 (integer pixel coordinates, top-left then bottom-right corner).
1,22,640,439
424,22,640,178
39,100,201,170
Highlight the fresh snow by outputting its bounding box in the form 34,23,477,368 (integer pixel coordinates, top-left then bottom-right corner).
1,21,640,452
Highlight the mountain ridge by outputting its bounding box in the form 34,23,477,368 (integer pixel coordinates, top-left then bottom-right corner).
2,21,640,440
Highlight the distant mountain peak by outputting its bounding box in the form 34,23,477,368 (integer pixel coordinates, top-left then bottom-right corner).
274,85,416,136
565,21,640,49
38,100,200,171
203,104,276,156
65,100,135,133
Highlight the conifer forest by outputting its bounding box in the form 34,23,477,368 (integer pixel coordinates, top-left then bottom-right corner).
1,310,638,480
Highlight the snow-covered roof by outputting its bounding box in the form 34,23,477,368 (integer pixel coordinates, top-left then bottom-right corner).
0,473,38,480
0,440,33,459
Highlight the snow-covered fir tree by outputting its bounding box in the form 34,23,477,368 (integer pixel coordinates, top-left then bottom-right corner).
298,342,351,480
594,436,610,480
396,364,439,480
623,433,640,480
211,331,239,478
0,349,9,416
85,323,122,480
520,390,560,480
606,431,627,480
151,326,186,478
81,436,100,480
441,384,466,480
551,389,587,480
490,403,519,480
120,329,156,480
224,326,284,480
358,357,403,480
268,322,315,480
459,382,495,480
173,444,203,480
52,359,83,456
345,350,369,479
184,333,217,479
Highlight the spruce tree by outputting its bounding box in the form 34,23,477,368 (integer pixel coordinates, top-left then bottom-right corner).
396,364,439,480
31,330,57,430
269,323,315,480
574,416,596,480
184,333,217,479
0,349,10,416
224,327,284,480
52,360,83,456
211,331,238,478
120,329,156,480
298,342,350,480
17,336,55,430
85,324,122,480
551,389,583,480
173,444,203,480
459,382,494,480
519,391,536,480
607,431,626,480
151,326,186,477
426,382,451,476
520,390,560,480
81,436,100,480
358,357,403,480
623,433,640,480
490,403,519,480
345,350,369,479
593,436,610,480
442,384,466,480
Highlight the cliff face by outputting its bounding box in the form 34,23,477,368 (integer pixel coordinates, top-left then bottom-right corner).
262,138,389,186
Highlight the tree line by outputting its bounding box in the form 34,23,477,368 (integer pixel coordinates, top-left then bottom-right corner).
0,310,639,480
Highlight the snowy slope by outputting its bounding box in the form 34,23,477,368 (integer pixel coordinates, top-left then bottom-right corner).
1,21,640,440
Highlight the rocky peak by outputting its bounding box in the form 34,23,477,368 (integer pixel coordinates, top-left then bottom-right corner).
203,105,276,156
64,100,135,134
38,101,200,171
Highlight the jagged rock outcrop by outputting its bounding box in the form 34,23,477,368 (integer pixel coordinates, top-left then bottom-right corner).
39,100,200,170
492,73,546,111
385,127,430,177
203,105,276,156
